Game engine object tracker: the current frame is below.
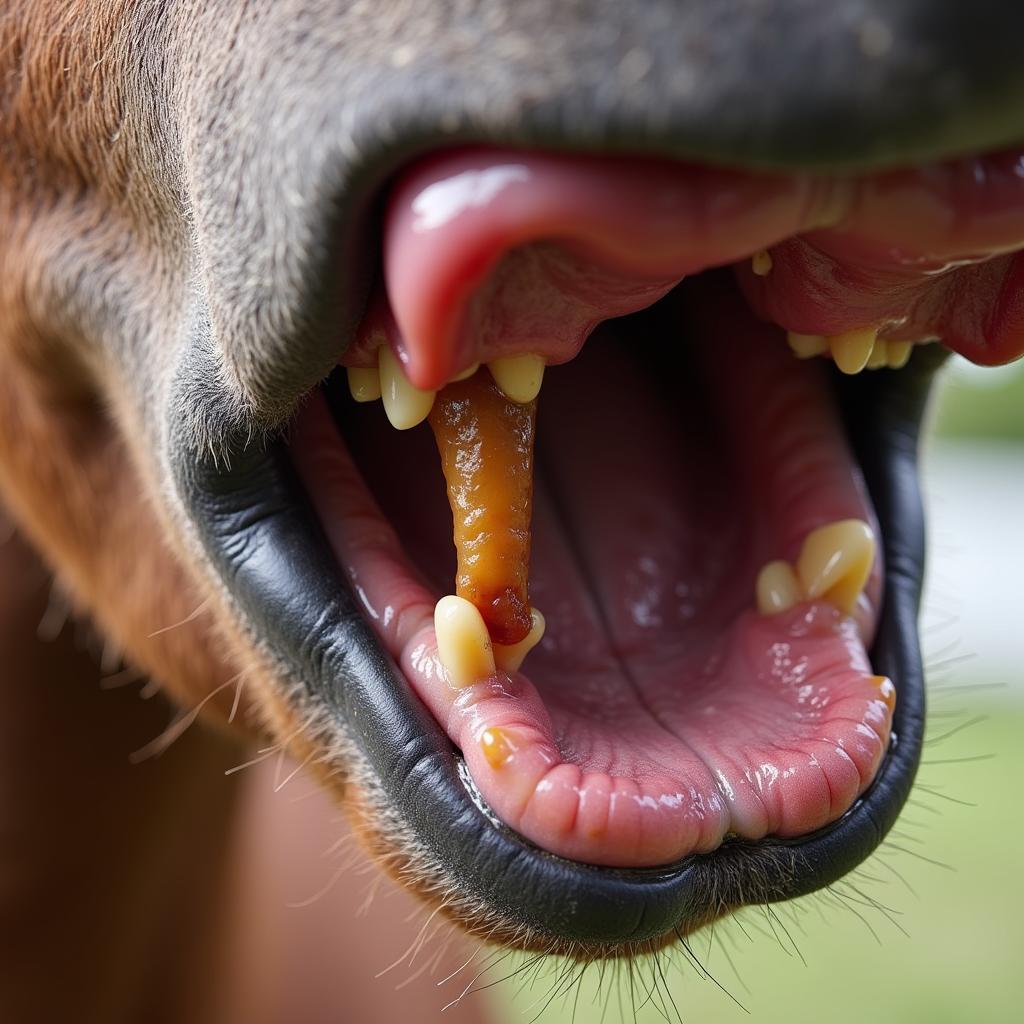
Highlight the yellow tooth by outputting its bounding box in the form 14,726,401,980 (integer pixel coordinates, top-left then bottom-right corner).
751,250,773,276
787,332,829,359
886,341,913,369
451,361,480,382
493,608,546,672
829,328,877,375
756,560,802,615
347,365,382,402
378,345,436,429
480,727,518,769
796,519,876,615
866,338,889,370
434,595,495,688
488,354,545,403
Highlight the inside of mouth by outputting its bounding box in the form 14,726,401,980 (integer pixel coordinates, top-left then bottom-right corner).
292,146,1024,869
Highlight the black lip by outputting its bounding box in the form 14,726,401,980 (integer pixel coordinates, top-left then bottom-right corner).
171,340,944,949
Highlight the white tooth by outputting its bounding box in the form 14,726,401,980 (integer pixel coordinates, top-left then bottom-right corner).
488,354,545,403
451,362,480,383
787,332,829,359
866,338,890,370
756,561,802,615
493,608,546,672
434,595,495,688
751,250,773,277
347,365,382,402
886,341,913,369
829,328,877,375
378,345,436,429
795,519,876,615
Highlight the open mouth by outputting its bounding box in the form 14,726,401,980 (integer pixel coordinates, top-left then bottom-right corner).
177,144,1023,949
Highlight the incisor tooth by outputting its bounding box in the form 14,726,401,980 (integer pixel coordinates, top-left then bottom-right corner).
787,332,829,359
488,354,545,403
434,595,495,688
452,362,480,382
347,365,382,402
379,345,436,429
751,250,773,276
796,519,876,615
756,561,802,615
829,328,877,375
493,608,546,672
866,339,889,369
887,341,913,369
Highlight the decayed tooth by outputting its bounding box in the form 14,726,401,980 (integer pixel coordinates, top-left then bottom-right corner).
452,362,480,382
756,561,802,615
493,608,546,672
787,332,829,359
866,339,889,370
378,345,436,429
347,365,382,402
829,328,877,375
488,354,545,403
434,595,495,688
886,340,913,369
795,519,876,615
751,250,773,277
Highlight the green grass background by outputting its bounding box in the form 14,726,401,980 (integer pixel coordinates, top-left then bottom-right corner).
493,357,1024,1023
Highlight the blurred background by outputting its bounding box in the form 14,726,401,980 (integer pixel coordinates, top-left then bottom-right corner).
488,354,1024,1023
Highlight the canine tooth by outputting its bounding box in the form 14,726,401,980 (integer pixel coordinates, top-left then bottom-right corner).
347,365,382,402
434,595,495,688
480,727,518,769
787,332,829,359
866,339,889,370
829,328,877,375
493,608,546,672
756,561,802,615
751,250,773,276
379,345,436,429
886,341,913,369
488,354,545,403
452,362,480,382
796,519,876,615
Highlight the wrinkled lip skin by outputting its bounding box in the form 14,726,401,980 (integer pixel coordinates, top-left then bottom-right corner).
171,181,947,952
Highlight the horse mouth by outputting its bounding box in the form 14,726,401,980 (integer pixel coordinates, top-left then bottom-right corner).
177,144,1022,949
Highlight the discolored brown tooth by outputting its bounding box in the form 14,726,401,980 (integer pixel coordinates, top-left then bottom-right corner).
429,369,536,646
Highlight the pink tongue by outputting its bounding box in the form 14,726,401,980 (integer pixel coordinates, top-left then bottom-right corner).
374,149,822,390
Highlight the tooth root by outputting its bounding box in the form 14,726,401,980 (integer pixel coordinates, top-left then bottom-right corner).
347,366,382,402
451,361,480,383
488,354,545,403
886,341,913,369
751,250,773,277
480,727,518,769
796,519,876,615
434,595,495,688
866,338,889,369
493,608,546,672
829,328,878,375
756,561,802,616
787,332,829,359
379,345,436,429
